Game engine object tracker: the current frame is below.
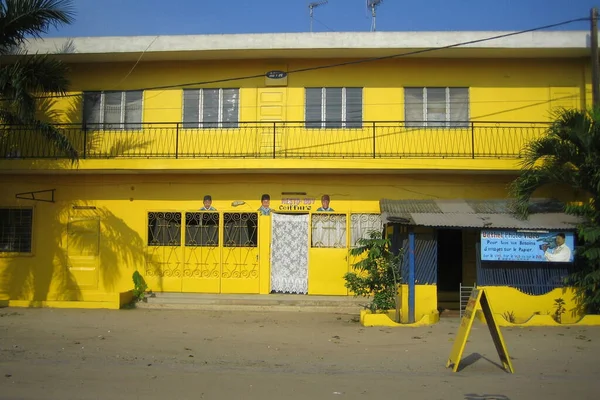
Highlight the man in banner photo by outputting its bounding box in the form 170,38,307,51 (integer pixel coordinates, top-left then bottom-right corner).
542,232,572,263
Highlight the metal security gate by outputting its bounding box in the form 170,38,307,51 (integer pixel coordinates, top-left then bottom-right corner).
145,211,260,294
182,211,221,293
221,213,260,294
146,211,183,292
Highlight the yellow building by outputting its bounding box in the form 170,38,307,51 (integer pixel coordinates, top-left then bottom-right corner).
0,31,590,320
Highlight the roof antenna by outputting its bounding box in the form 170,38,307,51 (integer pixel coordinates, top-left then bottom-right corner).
308,1,328,33
367,0,384,32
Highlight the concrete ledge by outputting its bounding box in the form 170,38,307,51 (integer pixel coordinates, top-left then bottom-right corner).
135,302,360,314
360,309,440,327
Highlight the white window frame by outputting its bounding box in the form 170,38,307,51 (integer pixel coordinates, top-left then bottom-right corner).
405,87,470,128
305,87,363,129
182,88,240,129
83,91,144,130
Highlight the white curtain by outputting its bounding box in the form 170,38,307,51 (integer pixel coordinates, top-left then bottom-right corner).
350,214,383,248
270,214,309,294
311,214,347,248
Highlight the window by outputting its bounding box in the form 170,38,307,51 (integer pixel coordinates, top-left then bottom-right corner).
350,214,383,248
147,212,181,246
183,89,240,129
404,87,469,128
305,87,363,129
185,212,219,247
83,91,143,130
0,208,33,253
311,214,347,248
223,213,257,247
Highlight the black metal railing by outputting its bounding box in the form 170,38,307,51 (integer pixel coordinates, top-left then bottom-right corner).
0,121,550,160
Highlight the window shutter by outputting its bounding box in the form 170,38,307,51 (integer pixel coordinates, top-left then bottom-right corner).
183,90,200,129
325,88,343,128
404,88,424,127
305,88,322,128
425,88,446,127
202,89,219,128
83,92,102,128
345,88,362,128
124,91,143,129
449,88,469,127
222,89,239,128
103,91,122,129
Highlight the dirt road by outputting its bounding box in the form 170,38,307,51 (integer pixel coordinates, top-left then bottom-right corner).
1,308,599,400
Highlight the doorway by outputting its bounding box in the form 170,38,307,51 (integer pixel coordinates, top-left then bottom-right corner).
437,229,463,310
270,213,309,294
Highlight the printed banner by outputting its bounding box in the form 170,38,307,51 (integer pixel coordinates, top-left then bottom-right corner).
480,230,575,263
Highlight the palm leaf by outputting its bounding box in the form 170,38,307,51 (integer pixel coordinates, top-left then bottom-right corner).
0,0,75,53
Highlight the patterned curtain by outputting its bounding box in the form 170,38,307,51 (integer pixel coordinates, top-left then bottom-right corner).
270,213,309,294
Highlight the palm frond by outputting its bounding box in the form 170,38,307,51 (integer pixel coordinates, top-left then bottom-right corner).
0,108,78,161
0,54,69,95
0,0,75,52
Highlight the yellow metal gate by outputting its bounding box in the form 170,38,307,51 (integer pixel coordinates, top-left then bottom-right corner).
145,211,259,294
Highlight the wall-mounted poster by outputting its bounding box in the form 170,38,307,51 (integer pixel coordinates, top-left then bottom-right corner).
480,230,575,263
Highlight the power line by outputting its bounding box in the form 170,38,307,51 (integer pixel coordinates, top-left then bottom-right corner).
32,16,589,100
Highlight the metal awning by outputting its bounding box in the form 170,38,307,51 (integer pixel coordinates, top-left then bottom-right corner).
379,198,580,230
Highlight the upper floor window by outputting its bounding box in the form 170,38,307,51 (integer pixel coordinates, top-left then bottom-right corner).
183,88,240,129
83,91,143,130
305,87,363,129
0,208,33,253
404,87,469,128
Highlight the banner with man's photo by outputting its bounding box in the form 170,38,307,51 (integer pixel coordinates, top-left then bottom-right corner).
480,230,575,263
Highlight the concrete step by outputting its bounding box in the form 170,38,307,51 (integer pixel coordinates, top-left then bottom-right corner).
135,293,370,314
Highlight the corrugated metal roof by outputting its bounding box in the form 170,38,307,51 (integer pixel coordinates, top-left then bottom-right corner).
380,198,580,230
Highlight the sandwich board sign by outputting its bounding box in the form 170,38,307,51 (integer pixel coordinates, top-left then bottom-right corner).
447,288,514,373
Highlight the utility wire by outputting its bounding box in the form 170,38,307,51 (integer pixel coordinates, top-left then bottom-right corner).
32,16,589,100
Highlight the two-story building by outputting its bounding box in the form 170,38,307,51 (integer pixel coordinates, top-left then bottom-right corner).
0,31,590,321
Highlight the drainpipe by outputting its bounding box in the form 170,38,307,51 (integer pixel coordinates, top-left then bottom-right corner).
408,229,416,324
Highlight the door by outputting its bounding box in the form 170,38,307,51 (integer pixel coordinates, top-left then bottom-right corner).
67,209,100,290
270,213,309,294
309,214,349,295
257,88,287,156
221,212,260,294
146,211,183,292
182,211,221,293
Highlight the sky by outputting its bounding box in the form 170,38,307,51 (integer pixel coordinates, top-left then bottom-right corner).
45,0,599,38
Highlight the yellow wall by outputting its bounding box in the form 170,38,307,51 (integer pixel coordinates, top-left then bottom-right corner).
50,57,586,123
398,284,438,323
478,286,585,324
0,173,519,303
13,56,585,172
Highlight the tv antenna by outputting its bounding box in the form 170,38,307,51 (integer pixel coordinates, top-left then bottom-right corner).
367,0,384,32
308,1,328,32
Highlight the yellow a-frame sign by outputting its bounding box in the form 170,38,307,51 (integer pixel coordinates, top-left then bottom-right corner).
447,288,514,373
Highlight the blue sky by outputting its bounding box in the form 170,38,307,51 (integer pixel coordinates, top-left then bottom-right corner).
47,0,598,37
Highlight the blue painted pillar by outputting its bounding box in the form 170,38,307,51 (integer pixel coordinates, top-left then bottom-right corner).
408,230,416,324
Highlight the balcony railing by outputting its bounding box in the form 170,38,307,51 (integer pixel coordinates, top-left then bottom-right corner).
0,121,550,160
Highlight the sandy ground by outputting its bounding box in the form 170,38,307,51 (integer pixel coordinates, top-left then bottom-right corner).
0,308,599,400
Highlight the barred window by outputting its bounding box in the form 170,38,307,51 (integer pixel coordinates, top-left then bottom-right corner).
0,208,33,253
305,87,363,129
185,212,219,247
183,89,240,129
223,213,258,247
83,91,143,130
404,87,469,128
147,212,181,246
311,214,347,248
350,214,383,248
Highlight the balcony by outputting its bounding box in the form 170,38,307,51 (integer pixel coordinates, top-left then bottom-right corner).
0,121,548,160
